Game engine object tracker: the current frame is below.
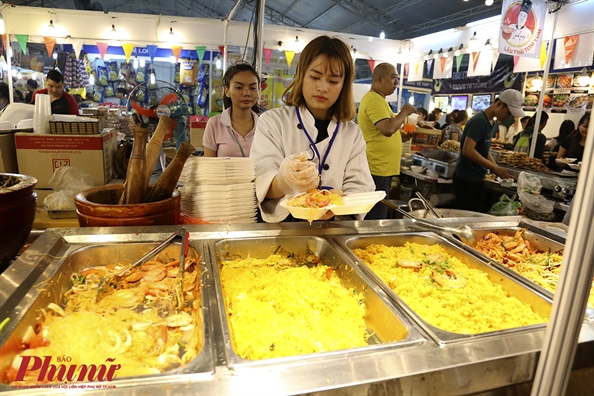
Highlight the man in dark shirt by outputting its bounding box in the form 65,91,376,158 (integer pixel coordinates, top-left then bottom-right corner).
24,79,38,104
453,89,524,212
31,69,79,115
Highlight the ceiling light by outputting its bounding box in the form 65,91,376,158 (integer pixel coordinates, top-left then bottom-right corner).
150,70,156,84
52,52,58,60
169,27,174,36
133,55,139,69
454,43,463,56
424,49,432,61
215,55,222,70
293,36,306,53
48,20,55,29
397,47,403,55
379,30,385,40
578,68,591,87
434,49,441,59
443,47,453,58
140,59,146,67
170,55,177,64
111,24,116,33
532,74,543,91
485,38,491,46
89,73,95,85
485,0,494,5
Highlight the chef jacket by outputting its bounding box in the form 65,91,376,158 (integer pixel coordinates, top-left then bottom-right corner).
250,105,375,223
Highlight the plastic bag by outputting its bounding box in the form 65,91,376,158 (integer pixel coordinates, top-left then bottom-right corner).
517,171,541,194
488,194,522,216
43,166,94,210
516,171,554,216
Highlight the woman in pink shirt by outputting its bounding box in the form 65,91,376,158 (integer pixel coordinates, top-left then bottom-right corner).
203,62,260,157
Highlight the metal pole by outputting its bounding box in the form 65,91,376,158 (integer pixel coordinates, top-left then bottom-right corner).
530,112,594,395
398,61,404,112
253,0,266,75
529,11,558,158
223,0,243,75
6,38,14,104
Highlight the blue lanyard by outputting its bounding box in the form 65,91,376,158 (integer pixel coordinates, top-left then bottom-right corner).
295,108,339,189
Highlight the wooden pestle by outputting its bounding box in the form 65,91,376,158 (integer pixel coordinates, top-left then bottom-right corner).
144,141,195,203
122,127,149,204
144,116,173,190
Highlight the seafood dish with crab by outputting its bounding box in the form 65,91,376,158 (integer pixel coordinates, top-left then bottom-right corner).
472,229,593,308
346,236,548,336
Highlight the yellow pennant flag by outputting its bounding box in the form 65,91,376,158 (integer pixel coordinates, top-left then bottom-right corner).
539,41,548,69
414,62,419,75
122,43,135,62
285,50,295,68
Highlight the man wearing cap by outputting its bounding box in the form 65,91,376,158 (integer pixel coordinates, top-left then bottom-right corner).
509,0,534,46
453,89,525,212
31,69,79,115
358,62,416,219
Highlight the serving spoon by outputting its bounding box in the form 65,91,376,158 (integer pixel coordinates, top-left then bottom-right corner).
394,206,476,244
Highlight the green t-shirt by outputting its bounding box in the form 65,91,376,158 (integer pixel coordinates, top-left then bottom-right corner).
358,91,401,176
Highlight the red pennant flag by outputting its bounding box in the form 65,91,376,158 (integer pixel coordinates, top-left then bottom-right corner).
171,46,183,62
471,52,481,72
218,45,225,56
263,48,273,66
404,63,409,77
44,37,56,58
1,34,7,57
513,56,520,68
440,57,447,73
96,42,109,61
367,59,376,72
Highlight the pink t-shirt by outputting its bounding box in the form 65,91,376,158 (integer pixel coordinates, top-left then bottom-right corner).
202,108,258,157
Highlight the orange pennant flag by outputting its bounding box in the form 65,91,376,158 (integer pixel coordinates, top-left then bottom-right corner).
367,59,376,72
171,46,183,62
471,52,481,72
563,35,578,65
43,37,56,58
440,57,447,73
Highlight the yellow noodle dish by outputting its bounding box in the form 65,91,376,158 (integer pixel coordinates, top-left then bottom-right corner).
472,229,594,308
220,250,367,360
4,258,202,385
353,242,546,334
286,189,344,209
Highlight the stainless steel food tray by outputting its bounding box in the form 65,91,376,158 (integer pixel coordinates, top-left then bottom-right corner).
334,232,552,345
0,239,214,390
208,236,425,368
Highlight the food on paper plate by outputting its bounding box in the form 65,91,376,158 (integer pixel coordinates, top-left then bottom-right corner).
524,94,538,107
3,256,203,385
353,242,546,334
287,189,344,209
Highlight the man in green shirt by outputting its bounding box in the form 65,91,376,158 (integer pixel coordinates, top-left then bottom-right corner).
358,63,416,219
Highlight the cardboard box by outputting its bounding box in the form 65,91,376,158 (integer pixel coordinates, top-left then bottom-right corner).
190,117,208,148
15,130,117,189
0,132,18,173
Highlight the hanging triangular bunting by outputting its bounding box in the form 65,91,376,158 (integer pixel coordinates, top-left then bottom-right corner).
146,45,158,63
539,41,548,69
404,63,409,77
122,43,135,62
171,46,183,62
263,48,273,66
15,34,28,55
425,59,433,74
491,50,500,72
367,59,376,72
439,57,447,73
513,56,521,69
285,50,295,68
455,54,463,72
471,52,481,73
96,42,109,61
71,39,83,58
1,35,7,57
195,45,206,64
44,37,57,58
218,45,225,56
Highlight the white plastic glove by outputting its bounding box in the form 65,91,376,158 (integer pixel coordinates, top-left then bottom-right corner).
276,151,319,195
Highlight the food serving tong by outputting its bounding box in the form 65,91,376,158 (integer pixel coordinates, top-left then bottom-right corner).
96,228,190,309
381,199,475,244
408,191,442,219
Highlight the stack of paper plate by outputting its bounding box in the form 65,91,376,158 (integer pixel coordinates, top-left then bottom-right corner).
179,157,257,223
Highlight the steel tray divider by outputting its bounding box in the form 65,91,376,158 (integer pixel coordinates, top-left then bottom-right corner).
207,236,426,370
332,232,552,346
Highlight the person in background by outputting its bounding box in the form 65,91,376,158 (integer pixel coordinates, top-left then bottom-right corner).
495,119,507,141
505,116,528,144
443,110,468,142
13,89,24,103
453,89,522,213
358,62,417,220
0,83,9,112
546,119,575,153
24,80,38,104
250,35,376,223
31,70,79,115
557,113,589,163
427,108,443,129
416,107,429,126
441,112,454,132
513,111,548,159
203,62,260,158
115,87,129,107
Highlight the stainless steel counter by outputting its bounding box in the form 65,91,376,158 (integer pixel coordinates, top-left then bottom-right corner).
1,218,592,395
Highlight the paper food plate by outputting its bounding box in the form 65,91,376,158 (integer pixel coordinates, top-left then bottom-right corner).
280,191,386,220
566,163,581,171
556,157,577,164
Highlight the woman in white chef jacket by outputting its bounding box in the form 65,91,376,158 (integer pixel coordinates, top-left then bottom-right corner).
250,35,375,223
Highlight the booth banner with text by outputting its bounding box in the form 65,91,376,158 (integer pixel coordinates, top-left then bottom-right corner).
431,58,523,95
498,0,547,58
